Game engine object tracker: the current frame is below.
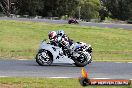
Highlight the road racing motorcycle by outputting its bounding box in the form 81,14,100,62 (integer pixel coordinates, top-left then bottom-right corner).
35,40,92,67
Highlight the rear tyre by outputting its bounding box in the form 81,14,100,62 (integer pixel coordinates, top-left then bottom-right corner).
73,53,92,67
36,49,53,66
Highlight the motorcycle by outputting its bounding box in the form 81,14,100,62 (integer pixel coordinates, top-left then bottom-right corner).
35,40,92,67
68,19,79,24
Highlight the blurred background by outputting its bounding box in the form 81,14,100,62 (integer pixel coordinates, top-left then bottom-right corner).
0,0,132,23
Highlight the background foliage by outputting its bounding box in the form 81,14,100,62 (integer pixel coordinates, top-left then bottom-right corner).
0,0,132,21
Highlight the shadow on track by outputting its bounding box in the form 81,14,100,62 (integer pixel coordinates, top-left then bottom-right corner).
34,63,81,67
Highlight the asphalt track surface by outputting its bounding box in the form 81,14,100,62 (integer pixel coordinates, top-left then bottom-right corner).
0,17,132,29
0,60,132,79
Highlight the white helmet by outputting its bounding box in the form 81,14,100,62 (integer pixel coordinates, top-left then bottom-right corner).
57,30,65,36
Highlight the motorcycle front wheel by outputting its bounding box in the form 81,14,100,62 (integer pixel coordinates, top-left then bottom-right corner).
35,49,53,66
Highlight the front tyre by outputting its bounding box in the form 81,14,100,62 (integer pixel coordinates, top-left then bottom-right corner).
36,49,53,66
73,53,92,67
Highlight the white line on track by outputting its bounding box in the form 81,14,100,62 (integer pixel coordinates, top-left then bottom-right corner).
47,77,132,80
93,78,132,80
91,78,111,79
0,76,8,77
0,76,132,80
114,62,122,63
18,59,29,60
48,77,72,79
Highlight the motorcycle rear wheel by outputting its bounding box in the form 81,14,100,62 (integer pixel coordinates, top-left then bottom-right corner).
73,53,92,67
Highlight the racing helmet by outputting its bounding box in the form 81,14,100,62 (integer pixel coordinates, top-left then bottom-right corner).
57,30,65,36
48,31,57,40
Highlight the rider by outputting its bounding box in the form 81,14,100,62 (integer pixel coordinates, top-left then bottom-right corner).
48,31,58,46
48,30,73,54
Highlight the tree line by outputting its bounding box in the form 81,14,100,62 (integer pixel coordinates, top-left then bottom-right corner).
0,0,132,21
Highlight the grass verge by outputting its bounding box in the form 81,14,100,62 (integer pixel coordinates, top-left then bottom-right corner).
0,77,131,88
0,20,132,61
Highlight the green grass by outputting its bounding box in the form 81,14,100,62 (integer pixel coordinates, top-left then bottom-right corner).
0,78,131,88
0,20,132,61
